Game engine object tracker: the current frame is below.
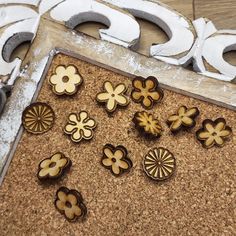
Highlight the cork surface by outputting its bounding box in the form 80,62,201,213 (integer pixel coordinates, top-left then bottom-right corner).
0,53,236,235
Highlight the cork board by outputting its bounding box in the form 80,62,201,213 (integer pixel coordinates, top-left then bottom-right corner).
0,53,235,235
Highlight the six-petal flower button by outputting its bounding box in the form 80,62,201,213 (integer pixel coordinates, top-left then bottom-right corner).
64,111,97,143
49,65,83,95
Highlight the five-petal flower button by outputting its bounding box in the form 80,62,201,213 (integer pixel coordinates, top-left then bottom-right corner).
64,111,97,143
37,152,71,181
131,76,163,109
101,144,132,176
55,187,87,222
49,65,83,95
96,81,129,113
167,106,199,133
196,118,232,148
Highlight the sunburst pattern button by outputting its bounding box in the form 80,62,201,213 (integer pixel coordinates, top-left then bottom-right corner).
143,147,176,181
22,102,55,134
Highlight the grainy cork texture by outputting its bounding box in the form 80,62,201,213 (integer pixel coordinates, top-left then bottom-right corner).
0,53,236,235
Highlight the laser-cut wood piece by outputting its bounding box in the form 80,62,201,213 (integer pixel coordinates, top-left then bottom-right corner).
143,147,176,181
22,102,55,134
166,106,199,134
131,76,163,110
37,152,72,181
55,186,87,222
101,144,132,176
196,118,232,149
96,81,129,113
48,64,83,96
133,111,163,138
64,111,97,143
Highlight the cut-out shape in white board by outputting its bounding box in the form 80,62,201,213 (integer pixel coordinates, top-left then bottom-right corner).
178,18,236,81
0,17,40,85
202,34,236,80
179,18,217,71
50,0,140,49
0,6,37,28
104,0,194,58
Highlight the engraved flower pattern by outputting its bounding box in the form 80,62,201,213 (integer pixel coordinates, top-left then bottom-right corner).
196,118,232,148
49,65,83,95
143,147,176,181
55,187,87,222
64,111,96,143
96,81,129,113
133,111,163,138
131,76,163,109
101,144,132,176
167,105,199,133
37,152,71,181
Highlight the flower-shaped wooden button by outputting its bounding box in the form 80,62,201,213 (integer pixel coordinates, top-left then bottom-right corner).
133,111,163,138
55,187,87,222
49,65,83,95
64,111,97,143
131,76,163,109
37,152,71,181
101,144,132,176
143,147,176,181
166,105,199,133
22,102,55,134
96,81,129,113
196,118,232,148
